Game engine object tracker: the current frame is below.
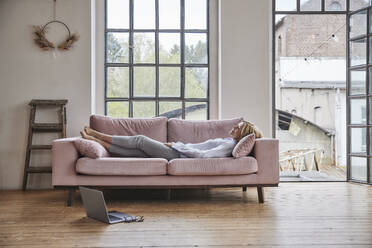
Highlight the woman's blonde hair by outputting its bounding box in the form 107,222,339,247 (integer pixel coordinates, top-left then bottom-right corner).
237,121,263,140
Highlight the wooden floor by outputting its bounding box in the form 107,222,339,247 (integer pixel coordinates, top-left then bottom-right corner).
280,165,347,181
1,183,371,247
321,165,347,180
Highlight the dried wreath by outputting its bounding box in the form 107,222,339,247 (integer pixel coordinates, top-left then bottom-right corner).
33,20,79,51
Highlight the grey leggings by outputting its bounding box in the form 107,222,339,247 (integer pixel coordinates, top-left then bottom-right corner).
109,135,180,160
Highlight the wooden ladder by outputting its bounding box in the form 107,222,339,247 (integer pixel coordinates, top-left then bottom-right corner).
22,99,68,190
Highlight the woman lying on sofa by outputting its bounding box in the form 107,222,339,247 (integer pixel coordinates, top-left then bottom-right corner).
80,121,262,160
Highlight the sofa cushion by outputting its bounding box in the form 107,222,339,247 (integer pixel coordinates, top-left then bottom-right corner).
76,157,168,176
73,138,110,159
232,134,255,158
167,118,242,143
167,157,257,176
90,115,167,142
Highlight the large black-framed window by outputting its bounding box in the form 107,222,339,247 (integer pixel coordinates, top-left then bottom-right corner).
105,0,210,120
347,6,372,184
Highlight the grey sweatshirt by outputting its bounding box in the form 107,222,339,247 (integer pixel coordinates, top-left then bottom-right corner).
171,137,236,158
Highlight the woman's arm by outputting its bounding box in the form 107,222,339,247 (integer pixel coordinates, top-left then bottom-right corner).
172,138,236,158
199,143,235,158
181,139,222,149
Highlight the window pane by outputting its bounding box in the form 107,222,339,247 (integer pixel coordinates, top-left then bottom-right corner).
350,98,366,124
276,0,297,11
107,0,129,29
159,0,180,29
369,158,372,183
369,37,372,64
133,33,155,63
185,68,208,98
370,128,372,154
350,0,370,12
185,33,207,64
350,10,366,39
107,67,129,98
350,38,366,66
107,101,129,118
159,67,181,97
325,0,345,11
133,0,155,29
275,15,286,25
159,33,180,64
350,156,367,181
369,97,372,124
107,33,129,63
369,67,372,94
133,67,155,97
351,128,367,154
133,101,155,117
370,9,372,33
185,0,206,29
159,101,182,118
350,69,366,95
185,102,207,120
300,0,321,11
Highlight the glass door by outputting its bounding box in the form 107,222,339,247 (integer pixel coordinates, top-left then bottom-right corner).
347,5,372,184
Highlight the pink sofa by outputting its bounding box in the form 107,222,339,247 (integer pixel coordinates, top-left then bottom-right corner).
52,115,279,205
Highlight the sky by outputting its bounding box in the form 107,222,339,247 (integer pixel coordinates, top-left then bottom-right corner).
276,0,298,11
107,0,206,30
107,0,207,50
276,0,371,13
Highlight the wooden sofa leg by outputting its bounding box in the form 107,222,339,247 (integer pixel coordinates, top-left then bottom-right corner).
166,189,171,201
257,186,264,203
67,188,75,207
242,186,247,192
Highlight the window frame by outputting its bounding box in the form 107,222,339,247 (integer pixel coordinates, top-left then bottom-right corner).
272,0,372,184
272,0,349,182
347,6,372,184
104,0,210,119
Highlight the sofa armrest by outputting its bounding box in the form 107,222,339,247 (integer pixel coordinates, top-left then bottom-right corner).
252,138,279,185
52,137,80,186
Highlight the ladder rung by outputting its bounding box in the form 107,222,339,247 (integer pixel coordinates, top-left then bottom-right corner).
32,123,63,132
29,99,68,106
26,167,52,173
30,145,52,150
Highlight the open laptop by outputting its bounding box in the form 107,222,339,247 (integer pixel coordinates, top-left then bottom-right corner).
79,186,142,224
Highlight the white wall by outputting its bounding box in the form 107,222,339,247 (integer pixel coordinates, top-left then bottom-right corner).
0,0,272,189
219,0,272,137
0,0,91,189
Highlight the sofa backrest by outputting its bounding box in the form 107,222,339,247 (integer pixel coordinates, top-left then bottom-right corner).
167,118,243,143
90,115,168,142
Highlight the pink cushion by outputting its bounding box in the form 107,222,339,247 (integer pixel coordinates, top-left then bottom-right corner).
73,138,110,159
90,115,167,142
167,118,242,143
167,157,257,176
232,134,255,158
76,157,168,176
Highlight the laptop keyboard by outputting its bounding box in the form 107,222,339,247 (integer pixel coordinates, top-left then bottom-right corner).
109,215,122,221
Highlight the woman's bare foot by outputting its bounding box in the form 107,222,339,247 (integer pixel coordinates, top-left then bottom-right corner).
80,131,95,141
84,126,96,137
80,131,111,150
84,126,113,143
